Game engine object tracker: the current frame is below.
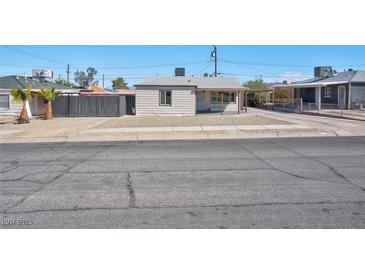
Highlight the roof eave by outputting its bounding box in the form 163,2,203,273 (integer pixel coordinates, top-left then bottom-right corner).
196,87,249,91
135,84,198,88
273,81,350,88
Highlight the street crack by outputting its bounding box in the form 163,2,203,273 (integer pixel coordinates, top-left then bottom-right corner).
126,172,136,208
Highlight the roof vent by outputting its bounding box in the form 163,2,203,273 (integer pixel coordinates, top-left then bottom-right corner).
175,67,185,76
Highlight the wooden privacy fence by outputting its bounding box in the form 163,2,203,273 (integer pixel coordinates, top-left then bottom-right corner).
52,95,128,117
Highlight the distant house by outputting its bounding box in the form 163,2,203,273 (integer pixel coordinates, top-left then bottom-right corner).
134,74,247,115
0,75,77,116
273,67,365,109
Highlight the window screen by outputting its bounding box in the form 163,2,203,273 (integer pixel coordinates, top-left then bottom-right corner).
0,95,9,109
160,90,172,106
211,92,236,103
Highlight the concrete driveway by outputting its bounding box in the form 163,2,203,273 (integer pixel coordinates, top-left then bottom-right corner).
1,137,364,228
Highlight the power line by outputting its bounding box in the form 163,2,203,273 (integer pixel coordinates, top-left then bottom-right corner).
1,63,66,69
67,61,208,70
221,72,311,79
3,46,68,66
220,58,365,68
1,60,209,71
220,59,278,76
190,61,212,75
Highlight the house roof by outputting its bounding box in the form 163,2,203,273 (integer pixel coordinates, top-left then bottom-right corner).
135,76,242,89
114,89,136,95
85,85,108,93
351,70,365,83
273,70,365,88
0,75,76,90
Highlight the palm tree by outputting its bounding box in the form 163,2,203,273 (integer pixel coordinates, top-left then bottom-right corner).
10,86,33,124
39,86,60,120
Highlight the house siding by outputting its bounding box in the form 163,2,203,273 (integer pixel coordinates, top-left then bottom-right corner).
136,87,196,115
321,86,338,104
351,84,365,105
0,90,22,116
295,85,349,106
29,94,48,116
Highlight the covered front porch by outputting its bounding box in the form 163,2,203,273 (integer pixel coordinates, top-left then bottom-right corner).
274,81,351,111
195,87,249,114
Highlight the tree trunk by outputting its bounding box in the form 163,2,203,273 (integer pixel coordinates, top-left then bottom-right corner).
44,101,53,120
18,104,29,124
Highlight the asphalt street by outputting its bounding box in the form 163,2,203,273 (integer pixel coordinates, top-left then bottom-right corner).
1,137,364,228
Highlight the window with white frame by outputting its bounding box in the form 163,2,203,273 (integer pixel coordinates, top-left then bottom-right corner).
0,94,10,109
210,92,236,103
159,90,172,106
324,87,332,98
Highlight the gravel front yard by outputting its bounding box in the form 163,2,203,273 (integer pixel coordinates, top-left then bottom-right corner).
94,114,292,128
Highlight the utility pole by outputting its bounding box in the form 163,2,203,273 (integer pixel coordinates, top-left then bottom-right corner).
66,64,71,84
102,74,105,88
214,46,217,77
210,46,218,77
58,74,61,81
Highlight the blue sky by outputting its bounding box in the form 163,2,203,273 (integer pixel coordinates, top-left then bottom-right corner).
1,45,365,88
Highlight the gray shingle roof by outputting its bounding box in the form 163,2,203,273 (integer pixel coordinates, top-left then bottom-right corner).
351,71,365,83
293,70,365,85
316,71,356,83
135,76,242,89
0,75,76,90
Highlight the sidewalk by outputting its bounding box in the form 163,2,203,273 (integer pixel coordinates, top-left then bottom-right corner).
302,109,365,122
84,124,309,133
1,111,365,143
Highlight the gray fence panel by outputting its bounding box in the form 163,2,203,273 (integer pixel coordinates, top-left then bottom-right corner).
52,95,129,117
69,96,80,117
79,96,117,117
52,96,69,117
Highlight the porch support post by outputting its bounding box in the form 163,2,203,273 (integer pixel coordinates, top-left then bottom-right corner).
315,86,321,110
220,91,223,115
348,82,352,109
237,91,240,114
195,89,197,115
245,91,248,113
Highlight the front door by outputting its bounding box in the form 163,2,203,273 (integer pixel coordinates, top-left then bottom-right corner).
338,86,346,109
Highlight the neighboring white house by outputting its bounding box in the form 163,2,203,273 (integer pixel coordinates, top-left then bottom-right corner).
0,75,77,116
134,76,247,115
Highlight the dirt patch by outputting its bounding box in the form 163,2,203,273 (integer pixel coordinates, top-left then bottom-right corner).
93,115,292,129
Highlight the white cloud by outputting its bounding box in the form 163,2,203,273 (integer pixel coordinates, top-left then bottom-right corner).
268,71,312,83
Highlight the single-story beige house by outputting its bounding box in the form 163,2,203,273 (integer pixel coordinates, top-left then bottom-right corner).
134,76,248,115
